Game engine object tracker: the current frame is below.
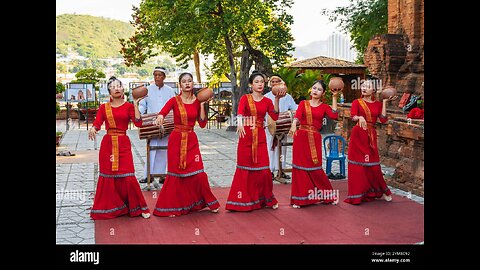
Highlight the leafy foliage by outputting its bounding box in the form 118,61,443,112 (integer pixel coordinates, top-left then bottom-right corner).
274,67,338,104
120,0,294,78
275,67,323,102
71,68,106,84
120,0,294,117
56,82,65,94
322,0,387,63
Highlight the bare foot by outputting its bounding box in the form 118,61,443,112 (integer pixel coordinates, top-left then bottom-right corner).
382,194,393,202
169,214,176,217
211,208,220,213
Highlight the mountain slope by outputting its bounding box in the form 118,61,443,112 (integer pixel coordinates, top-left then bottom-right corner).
292,40,328,60
56,14,135,58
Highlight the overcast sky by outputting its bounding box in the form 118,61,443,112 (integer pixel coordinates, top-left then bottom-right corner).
56,0,350,47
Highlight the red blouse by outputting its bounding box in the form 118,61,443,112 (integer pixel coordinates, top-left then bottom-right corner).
237,95,279,122
93,102,143,130
158,97,207,128
350,99,388,124
294,101,338,128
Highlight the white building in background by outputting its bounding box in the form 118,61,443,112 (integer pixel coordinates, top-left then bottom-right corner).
326,32,357,62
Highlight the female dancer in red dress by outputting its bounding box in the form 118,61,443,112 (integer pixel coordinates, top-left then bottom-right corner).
89,76,150,219
288,80,339,208
344,79,397,205
153,73,220,217
225,72,286,211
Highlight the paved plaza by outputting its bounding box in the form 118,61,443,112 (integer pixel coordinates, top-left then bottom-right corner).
55,120,423,244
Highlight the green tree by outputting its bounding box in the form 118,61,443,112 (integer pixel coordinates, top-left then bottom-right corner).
120,0,294,121
56,82,65,94
322,0,388,63
71,68,106,84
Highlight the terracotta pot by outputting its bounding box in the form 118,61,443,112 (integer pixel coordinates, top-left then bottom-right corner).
381,86,397,99
271,84,287,96
132,85,148,99
328,77,344,91
196,87,214,102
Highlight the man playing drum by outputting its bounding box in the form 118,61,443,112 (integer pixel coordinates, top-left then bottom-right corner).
264,74,298,182
138,67,178,184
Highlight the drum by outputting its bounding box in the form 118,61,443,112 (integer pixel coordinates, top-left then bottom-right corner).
267,110,298,136
138,112,174,140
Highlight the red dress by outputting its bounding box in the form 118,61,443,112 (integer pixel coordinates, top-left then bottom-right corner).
225,94,279,211
90,102,150,219
344,98,391,205
291,101,338,206
153,96,220,217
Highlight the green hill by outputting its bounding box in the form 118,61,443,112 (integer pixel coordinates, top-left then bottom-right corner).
56,14,135,58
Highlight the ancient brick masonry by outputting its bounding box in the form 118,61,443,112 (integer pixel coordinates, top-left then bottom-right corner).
383,118,424,196
364,0,424,107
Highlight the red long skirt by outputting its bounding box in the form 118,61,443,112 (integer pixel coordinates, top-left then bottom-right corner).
291,129,336,206
153,172,220,216
90,134,149,220
344,125,391,205
90,176,150,219
225,126,278,211
226,168,277,211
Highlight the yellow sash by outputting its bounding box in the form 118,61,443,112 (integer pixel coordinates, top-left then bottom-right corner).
105,103,119,171
357,98,377,150
245,94,259,164
175,96,189,169
304,101,319,164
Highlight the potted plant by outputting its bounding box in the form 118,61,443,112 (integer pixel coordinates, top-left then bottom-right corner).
56,131,63,146
56,82,65,115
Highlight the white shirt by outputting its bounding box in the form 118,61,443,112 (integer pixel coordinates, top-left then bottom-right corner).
138,84,177,114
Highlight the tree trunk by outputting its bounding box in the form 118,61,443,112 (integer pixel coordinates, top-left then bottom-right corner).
241,33,273,76
224,34,239,131
193,48,201,83
239,48,253,97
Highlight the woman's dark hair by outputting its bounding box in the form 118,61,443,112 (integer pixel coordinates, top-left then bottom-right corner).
107,76,122,93
179,72,193,83
249,71,266,84
311,80,327,92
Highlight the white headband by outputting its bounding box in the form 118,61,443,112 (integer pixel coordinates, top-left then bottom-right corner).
153,67,166,74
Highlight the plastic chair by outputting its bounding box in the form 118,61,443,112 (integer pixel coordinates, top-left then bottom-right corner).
323,135,347,176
